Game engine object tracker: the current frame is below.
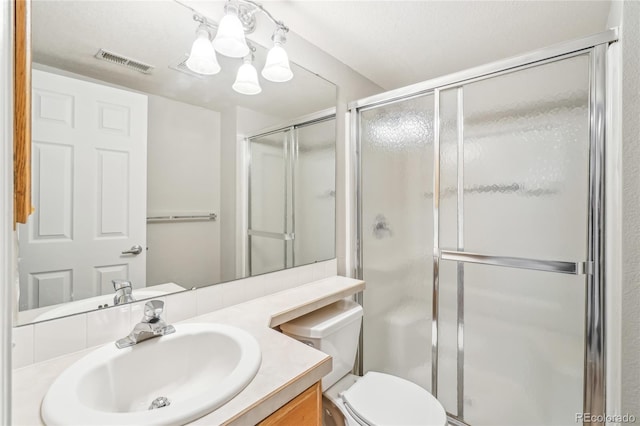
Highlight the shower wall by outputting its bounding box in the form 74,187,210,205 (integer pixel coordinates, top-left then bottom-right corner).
357,47,602,425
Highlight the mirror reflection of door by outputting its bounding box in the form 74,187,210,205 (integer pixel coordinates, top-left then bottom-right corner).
18,69,147,310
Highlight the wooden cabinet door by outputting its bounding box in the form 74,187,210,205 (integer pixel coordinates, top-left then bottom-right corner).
258,382,321,426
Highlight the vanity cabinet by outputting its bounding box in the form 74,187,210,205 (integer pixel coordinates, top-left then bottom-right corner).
258,382,321,426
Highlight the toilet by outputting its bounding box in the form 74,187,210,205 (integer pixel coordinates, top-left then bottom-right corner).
280,299,447,426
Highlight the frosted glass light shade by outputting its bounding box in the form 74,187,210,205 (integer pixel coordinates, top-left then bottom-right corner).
262,44,293,82
186,28,220,75
233,60,262,95
213,11,250,58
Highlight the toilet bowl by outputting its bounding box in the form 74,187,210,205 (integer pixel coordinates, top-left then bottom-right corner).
280,299,447,426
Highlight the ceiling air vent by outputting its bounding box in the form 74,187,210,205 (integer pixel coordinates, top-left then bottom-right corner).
94,49,154,74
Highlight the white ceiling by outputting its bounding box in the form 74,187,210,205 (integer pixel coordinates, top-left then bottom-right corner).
261,0,612,91
32,0,612,110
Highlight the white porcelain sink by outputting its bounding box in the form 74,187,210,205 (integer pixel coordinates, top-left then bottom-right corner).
41,323,262,426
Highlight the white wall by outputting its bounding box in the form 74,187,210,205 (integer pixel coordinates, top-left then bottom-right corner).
146,95,221,288
617,0,640,421
237,107,283,136
219,107,238,283
606,1,623,421
0,0,13,422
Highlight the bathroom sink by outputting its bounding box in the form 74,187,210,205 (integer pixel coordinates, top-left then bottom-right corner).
41,323,262,426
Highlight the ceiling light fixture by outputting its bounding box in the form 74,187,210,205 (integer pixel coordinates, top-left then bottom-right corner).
212,2,250,58
262,27,293,82
185,24,221,75
183,0,293,95
233,53,262,95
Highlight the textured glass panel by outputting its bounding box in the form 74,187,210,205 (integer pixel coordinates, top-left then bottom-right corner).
249,132,286,233
360,94,434,391
250,236,285,275
460,262,585,425
463,54,590,261
294,119,336,266
439,88,460,250
436,260,458,416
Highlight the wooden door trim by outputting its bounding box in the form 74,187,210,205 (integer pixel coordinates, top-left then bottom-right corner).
14,0,31,226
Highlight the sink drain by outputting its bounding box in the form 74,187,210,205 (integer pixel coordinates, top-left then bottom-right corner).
149,396,171,410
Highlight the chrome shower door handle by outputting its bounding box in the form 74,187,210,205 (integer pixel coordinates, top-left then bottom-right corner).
121,244,143,255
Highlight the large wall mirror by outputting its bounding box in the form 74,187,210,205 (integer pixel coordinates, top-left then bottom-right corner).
15,0,337,325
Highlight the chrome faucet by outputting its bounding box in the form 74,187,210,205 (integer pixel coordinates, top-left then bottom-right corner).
112,279,135,305
115,300,175,349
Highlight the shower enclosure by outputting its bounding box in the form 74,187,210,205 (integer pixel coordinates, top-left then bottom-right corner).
247,112,336,276
351,30,616,426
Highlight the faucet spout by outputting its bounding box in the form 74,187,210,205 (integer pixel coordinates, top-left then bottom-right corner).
112,279,135,305
115,300,175,349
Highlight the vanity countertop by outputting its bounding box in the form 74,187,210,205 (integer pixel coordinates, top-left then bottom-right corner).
12,275,365,426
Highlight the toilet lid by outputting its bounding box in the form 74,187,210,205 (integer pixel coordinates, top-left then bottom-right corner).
341,372,447,426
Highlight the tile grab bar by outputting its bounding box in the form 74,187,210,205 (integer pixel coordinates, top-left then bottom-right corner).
439,249,591,275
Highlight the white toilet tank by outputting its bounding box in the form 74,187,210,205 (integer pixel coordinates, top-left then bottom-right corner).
280,298,363,390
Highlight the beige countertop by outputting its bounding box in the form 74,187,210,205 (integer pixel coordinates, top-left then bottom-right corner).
12,276,365,426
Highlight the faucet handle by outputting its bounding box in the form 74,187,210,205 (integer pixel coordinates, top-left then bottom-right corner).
112,279,132,291
143,300,164,322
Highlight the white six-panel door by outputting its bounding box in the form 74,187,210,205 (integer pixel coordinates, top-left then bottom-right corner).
18,69,147,310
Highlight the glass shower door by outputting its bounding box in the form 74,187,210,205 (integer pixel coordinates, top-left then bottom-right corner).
356,45,603,425
437,53,591,425
360,94,435,390
247,115,337,276
247,129,291,275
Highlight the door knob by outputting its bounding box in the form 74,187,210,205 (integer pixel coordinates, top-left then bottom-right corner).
121,244,143,255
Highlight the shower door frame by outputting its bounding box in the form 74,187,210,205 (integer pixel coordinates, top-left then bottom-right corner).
350,29,617,426
245,109,336,276
246,126,295,277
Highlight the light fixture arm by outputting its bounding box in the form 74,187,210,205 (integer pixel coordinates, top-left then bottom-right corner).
246,40,257,54
176,0,288,36
192,14,217,32
235,0,289,33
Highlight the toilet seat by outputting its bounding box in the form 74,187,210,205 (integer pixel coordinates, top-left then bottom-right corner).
340,372,447,426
